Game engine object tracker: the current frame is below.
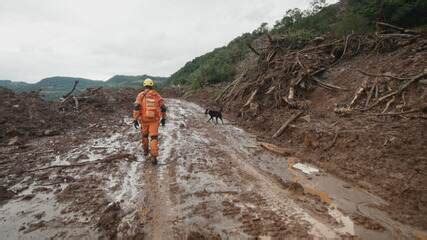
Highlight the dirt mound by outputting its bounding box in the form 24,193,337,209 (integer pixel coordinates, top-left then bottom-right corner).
0,88,65,143
184,25,427,229
0,87,138,144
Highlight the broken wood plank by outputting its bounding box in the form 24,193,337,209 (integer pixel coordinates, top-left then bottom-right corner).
273,111,303,138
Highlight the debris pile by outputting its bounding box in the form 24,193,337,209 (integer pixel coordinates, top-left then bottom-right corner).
0,86,138,144
188,22,427,228
217,22,425,117
0,88,65,143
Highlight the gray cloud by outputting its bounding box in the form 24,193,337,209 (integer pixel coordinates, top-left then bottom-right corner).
0,0,337,83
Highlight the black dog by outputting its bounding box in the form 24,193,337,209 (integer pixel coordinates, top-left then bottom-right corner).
205,108,224,124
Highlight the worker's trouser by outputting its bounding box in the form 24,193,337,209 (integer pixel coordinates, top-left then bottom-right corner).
141,121,160,157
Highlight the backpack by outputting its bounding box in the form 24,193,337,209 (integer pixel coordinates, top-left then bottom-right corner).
142,91,159,121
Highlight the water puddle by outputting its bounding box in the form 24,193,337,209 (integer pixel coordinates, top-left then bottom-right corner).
0,183,96,239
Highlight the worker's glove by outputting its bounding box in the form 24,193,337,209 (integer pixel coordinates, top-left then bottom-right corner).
133,120,139,129
161,118,166,126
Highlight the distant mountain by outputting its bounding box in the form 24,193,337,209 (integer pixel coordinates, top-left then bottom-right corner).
0,80,32,92
0,75,169,100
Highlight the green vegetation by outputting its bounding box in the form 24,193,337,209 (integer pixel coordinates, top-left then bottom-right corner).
0,75,168,100
170,30,265,88
169,0,427,89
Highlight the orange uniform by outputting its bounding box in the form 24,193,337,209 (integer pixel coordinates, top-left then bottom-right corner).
133,89,166,158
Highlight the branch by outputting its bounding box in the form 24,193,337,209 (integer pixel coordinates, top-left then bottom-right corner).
366,108,422,116
367,70,427,110
243,89,258,108
259,142,295,156
62,80,79,99
357,69,408,81
311,76,348,91
273,111,303,138
246,43,260,56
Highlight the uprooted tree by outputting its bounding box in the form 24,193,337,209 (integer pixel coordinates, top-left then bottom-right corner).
216,22,426,118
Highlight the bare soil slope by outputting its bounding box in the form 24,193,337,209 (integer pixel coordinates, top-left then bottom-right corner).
183,30,427,229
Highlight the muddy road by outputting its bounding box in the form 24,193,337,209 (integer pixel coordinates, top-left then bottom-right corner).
0,99,425,239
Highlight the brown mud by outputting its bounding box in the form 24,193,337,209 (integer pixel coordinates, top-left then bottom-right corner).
1,99,425,239
183,33,427,231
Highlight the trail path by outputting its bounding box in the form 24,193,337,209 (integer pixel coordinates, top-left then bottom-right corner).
0,99,424,239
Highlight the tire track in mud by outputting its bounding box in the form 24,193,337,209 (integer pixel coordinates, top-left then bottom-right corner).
138,99,349,239
139,99,424,239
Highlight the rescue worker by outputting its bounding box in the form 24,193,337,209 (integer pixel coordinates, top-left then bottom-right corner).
133,78,167,164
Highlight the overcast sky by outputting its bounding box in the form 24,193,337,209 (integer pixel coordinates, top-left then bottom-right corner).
0,0,337,83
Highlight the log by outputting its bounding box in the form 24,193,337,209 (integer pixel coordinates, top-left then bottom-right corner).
273,111,303,138
259,142,295,156
376,22,419,35
378,33,417,39
243,89,258,108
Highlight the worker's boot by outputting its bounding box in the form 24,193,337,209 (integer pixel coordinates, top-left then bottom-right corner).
150,135,159,165
151,156,158,165
142,135,149,156
143,149,149,157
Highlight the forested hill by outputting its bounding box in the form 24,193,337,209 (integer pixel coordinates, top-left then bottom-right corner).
0,75,168,100
169,0,427,89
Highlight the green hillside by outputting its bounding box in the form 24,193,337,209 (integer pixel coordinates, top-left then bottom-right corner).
0,75,168,100
169,0,427,89
106,75,168,88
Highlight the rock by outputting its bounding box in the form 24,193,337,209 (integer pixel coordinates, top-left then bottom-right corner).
21,194,36,201
7,136,20,146
0,186,15,202
288,182,304,195
33,212,45,220
43,129,60,136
